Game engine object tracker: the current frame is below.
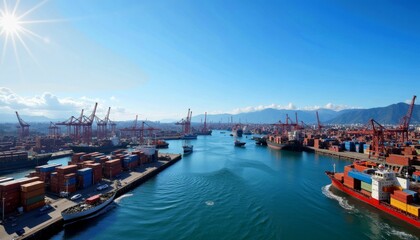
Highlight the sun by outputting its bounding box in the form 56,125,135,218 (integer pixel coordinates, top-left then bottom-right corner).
0,12,21,34
0,0,51,65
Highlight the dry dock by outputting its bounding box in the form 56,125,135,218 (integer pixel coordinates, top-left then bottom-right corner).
0,153,181,240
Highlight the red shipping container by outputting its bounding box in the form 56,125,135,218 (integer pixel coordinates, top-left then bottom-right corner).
21,181,44,192
386,154,411,166
86,194,100,204
334,173,344,182
393,190,414,203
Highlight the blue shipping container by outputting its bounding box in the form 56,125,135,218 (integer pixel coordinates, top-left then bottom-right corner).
348,171,372,184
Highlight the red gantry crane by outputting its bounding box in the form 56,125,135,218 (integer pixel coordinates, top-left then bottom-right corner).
96,107,111,140
176,109,193,136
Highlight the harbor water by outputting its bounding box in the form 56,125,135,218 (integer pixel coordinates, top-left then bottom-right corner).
41,131,419,239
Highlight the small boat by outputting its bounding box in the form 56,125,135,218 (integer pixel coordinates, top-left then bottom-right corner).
234,140,246,147
61,190,116,222
183,145,193,154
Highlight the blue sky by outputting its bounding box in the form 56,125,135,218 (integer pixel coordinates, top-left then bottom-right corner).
0,0,419,121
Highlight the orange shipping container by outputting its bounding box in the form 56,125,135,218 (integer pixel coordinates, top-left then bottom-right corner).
21,181,44,192
21,187,45,199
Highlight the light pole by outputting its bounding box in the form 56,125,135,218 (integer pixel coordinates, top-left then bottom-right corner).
2,197,5,221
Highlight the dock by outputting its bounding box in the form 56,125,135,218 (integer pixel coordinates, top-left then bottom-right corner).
50,150,73,160
305,146,382,163
0,153,182,240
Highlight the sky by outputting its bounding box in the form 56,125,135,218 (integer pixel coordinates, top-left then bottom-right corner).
0,0,419,121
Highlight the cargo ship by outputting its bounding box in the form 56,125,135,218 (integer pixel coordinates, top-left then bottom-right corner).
266,131,303,151
326,162,420,228
0,151,52,173
61,190,116,222
70,137,128,153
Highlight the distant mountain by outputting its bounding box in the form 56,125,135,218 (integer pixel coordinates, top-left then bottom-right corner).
193,102,420,125
192,108,340,124
326,103,420,125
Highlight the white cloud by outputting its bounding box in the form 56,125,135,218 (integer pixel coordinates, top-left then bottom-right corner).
228,102,358,114
0,87,131,120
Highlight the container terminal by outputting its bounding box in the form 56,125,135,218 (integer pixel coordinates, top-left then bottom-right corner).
1,97,420,234
0,149,181,240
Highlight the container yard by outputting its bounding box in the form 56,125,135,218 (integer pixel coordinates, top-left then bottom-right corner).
0,151,181,240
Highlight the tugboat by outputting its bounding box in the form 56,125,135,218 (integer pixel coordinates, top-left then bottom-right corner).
61,190,116,222
183,145,193,154
234,139,246,147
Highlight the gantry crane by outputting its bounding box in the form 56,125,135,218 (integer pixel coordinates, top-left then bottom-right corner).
15,111,30,138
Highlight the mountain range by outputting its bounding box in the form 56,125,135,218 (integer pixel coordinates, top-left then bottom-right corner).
0,102,418,125
192,102,419,125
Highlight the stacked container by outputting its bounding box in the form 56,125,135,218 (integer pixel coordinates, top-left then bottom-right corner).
85,163,102,184
21,181,45,212
54,165,78,193
34,163,62,183
71,152,86,164
0,177,40,214
363,144,371,155
77,168,93,189
103,159,122,179
123,154,139,170
344,141,356,152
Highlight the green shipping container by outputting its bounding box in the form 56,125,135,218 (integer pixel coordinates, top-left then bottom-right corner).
361,182,372,192
24,194,44,206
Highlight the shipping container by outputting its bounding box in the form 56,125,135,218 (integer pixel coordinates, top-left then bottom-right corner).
86,194,100,204
390,197,407,212
348,171,372,184
361,182,372,192
21,181,44,192
407,204,420,217
392,191,413,204
21,187,45,199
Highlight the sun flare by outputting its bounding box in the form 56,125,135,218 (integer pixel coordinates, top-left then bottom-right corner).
0,12,20,34
0,0,51,65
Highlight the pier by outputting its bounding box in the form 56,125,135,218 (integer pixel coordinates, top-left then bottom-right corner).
0,153,182,240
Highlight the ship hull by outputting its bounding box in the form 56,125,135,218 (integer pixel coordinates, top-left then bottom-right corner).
70,143,128,153
62,192,116,222
182,134,197,140
325,171,420,228
266,140,287,150
0,153,51,173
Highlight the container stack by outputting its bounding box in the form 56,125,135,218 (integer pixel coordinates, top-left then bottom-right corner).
71,152,86,164
103,159,122,179
363,144,371,155
50,172,59,193
0,177,40,214
53,165,78,193
77,168,93,189
123,154,139,170
344,141,355,152
63,173,77,193
0,181,21,214
34,164,62,183
21,181,45,212
85,163,102,184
